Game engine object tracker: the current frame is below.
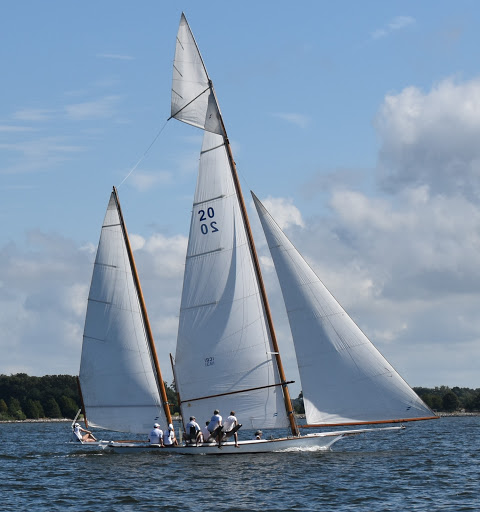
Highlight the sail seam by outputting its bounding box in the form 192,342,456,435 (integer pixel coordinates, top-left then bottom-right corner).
94,263,117,269
186,247,222,259
200,142,225,155
180,300,218,311
193,194,225,206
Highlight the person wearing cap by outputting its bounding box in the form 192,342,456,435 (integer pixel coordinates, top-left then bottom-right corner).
72,422,97,443
148,423,164,445
254,430,263,440
185,416,201,446
163,423,178,447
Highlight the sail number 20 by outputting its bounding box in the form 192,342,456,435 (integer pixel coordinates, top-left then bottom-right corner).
198,207,219,235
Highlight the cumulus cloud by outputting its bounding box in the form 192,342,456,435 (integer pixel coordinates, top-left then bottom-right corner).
253,195,304,230
0,229,186,380
375,77,480,198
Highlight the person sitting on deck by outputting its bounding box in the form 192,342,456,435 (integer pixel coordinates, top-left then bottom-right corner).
185,416,201,446
148,423,164,446
254,430,263,440
222,411,240,447
200,421,211,443
73,422,97,443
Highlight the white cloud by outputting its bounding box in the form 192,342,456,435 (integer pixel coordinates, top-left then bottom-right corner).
13,108,55,122
96,53,134,61
372,15,415,39
64,95,123,121
254,195,304,230
126,171,173,192
272,112,309,129
375,77,480,198
0,125,35,132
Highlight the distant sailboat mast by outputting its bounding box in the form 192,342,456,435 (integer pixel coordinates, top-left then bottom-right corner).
112,186,173,427
170,13,299,436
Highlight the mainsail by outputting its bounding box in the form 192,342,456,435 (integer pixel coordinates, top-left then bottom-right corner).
252,192,436,426
171,13,290,431
79,188,170,433
173,131,288,430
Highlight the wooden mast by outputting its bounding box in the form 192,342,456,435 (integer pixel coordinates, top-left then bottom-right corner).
209,84,300,437
112,186,173,427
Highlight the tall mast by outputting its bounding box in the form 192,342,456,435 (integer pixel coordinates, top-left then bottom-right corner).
112,186,172,426
210,85,299,437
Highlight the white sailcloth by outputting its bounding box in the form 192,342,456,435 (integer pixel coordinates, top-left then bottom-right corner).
252,193,435,426
174,132,288,430
171,13,222,135
79,191,168,433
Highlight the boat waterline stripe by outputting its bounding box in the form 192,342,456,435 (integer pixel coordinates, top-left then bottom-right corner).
301,415,439,428
193,194,225,206
181,381,295,404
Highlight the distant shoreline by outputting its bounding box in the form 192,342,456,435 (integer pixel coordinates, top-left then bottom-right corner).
1,412,479,424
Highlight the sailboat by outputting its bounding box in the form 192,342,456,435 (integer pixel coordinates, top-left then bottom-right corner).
78,187,172,440
106,14,436,455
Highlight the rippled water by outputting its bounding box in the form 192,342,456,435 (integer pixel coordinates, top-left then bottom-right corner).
0,417,478,511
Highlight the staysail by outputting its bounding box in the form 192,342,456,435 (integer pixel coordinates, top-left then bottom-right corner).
79,188,170,433
252,192,436,426
173,131,288,430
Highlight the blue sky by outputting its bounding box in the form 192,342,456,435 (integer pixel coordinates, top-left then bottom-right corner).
2,1,480,393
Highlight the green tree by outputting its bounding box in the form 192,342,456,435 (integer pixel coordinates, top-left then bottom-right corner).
59,395,79,419
24,399,42,419
8,397,26,420
44,397,62,418
0,398,8,414
442,391,460,412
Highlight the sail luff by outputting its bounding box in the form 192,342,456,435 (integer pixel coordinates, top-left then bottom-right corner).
112,187,172,427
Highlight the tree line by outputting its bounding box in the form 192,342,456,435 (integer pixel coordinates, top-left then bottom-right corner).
0,373,179,421
290,386,480,415
1,374,479,420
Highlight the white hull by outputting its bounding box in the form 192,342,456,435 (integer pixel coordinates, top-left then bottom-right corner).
103,427,403,455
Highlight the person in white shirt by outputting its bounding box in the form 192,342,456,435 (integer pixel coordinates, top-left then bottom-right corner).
73,422,97,443
148,423,164,445
185,416,201,445
200,421,211,444
163,423,177,446
207,409,223,447
222,411,239,447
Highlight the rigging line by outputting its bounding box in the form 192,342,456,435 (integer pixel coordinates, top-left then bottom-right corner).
118,120,168,187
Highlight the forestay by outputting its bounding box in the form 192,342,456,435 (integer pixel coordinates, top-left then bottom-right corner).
79,192,168,433
173,132,288,430
252,193,435,426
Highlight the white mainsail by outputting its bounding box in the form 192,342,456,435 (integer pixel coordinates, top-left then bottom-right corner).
79,189,168,433
174,131,288,430
252,192,435,426
171,13,222,135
